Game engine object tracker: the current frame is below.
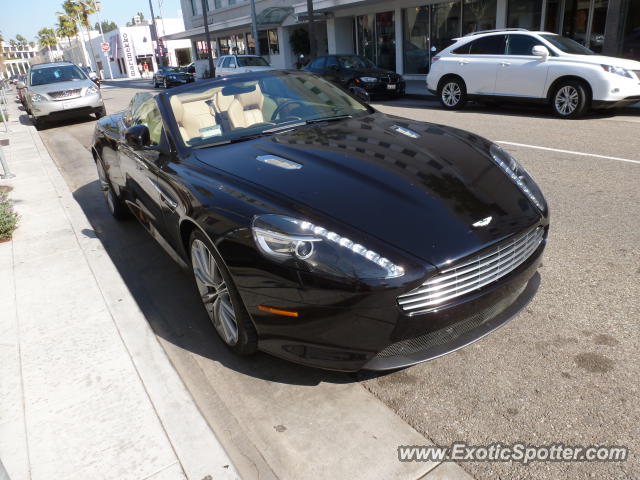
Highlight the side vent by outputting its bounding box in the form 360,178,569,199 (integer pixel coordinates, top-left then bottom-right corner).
390,125,421,139
256,155,302,170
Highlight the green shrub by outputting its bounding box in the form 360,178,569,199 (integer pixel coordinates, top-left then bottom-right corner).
0,191,19,240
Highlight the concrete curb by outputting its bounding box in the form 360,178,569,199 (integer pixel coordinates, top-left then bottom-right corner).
0,95,239,480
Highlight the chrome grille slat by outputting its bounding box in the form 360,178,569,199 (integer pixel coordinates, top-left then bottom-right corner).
48,88,82,100
412,234,535,290
398,227,543,312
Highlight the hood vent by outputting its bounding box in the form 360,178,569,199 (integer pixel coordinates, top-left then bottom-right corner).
256,154,302,170
390,125,421,139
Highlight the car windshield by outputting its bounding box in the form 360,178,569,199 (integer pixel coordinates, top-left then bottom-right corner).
164,66,182,72
540,34,594,55
237,57,269,67
338,56,376,69
168,72,370,148
30,65,87,86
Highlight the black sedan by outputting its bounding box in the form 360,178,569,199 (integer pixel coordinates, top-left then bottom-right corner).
91,70,548,371
305,54,405,98
153,66,194,89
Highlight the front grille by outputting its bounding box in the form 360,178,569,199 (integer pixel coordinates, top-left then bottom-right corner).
398,226,544,314
48,88,82,100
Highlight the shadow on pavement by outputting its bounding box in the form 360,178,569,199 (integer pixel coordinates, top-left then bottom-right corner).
376,97,640,120
72,179,391,386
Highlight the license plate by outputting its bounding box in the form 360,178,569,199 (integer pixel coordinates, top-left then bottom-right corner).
387,84,396,90
61,101,73,109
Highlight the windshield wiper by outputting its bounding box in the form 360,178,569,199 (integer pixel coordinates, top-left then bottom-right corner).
305,114,352,125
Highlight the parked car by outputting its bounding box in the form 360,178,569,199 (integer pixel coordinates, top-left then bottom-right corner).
427,28,640,118
306,54,406,98
91,70,548,371
81,66,101,87
23,61,106,130
215,55,273,76
179,64,196,82
153,66,195,89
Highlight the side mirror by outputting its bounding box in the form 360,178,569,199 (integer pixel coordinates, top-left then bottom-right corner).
532,45,549,60
350,86,370,104
16,81,25,89
125,124,151,149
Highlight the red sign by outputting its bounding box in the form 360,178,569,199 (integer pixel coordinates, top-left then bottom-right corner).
101,42,110,52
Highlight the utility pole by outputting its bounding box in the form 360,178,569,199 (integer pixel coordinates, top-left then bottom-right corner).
306,0,316,59
249,0,260,55
200,0,215,77
149,0,164,68
96,15,113,79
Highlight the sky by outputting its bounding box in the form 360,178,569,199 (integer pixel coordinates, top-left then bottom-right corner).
0,0,183,42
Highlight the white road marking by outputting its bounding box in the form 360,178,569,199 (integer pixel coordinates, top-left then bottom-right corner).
497,141,640,166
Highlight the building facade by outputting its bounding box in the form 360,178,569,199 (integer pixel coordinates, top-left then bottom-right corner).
1,44,40,78
168,0,640,79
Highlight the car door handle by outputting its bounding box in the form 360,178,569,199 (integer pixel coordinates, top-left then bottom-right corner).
459,59,469,65
147,178,178,210
500,62,511,67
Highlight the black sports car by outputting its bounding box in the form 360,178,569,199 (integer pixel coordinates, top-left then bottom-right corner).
92,70,548,371
305,55,405,98
153,66,194,89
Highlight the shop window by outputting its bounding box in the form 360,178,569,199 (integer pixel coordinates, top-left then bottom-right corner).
195,40,215,60
462,0,496,34
268,29,279,55
356,11,395,71
621,0,640,60
507,0,542,30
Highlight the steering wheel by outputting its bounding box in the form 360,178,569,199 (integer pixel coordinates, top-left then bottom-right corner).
271,100,306,122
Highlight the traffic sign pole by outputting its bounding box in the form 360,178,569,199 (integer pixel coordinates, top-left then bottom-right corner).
97,17,114,80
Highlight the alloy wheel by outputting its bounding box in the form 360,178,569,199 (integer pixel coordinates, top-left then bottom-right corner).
191,239,239,346
442,82,461,107
555,86,579,116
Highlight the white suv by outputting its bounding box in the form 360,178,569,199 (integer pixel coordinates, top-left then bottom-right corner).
215,55,274,77
426,29,640,118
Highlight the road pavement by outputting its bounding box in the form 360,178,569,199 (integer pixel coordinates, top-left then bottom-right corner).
37,80,640,480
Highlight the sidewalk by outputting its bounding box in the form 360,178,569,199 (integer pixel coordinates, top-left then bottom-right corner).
0,94,239,479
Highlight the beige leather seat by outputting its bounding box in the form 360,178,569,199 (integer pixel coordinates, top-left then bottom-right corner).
170,93,217,142
227,85,276,129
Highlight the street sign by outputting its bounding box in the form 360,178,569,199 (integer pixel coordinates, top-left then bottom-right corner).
101,42,110,52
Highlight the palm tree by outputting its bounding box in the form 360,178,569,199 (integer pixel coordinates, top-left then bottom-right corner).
62,0,101,70
56,14,79,57
15,34,28,49
37,28,58,54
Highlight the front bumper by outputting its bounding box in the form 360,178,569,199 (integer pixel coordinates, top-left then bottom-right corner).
166,77,195,86
31,94,104,119
230,228,547,371
360,80,406,95
592,96,640,109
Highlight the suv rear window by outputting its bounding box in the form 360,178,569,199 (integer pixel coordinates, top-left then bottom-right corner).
455,35,507,55
237,57,269,67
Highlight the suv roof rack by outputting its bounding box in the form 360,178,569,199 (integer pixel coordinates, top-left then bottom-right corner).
463,28,529,37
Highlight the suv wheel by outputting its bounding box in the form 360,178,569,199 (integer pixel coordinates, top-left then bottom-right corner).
32,116,45,131
552,81,588,119
190,230,258,355
438,78,467,109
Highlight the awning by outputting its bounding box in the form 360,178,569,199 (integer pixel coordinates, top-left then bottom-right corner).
256,7,294,27
162,26,206,41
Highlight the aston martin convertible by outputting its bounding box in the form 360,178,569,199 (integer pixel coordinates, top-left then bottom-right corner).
91,70,549,371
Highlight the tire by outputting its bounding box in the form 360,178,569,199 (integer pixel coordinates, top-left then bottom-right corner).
189,230,257,355
551,81,589,119
95,106,106,119
95,158,128,220
438,77,467,109
32,116,45,130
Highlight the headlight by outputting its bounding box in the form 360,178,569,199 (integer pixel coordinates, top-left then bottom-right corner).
86,84,99,95
359,77,378,83
601,64,633,79
252,214,405,279
30,93,46,103
489,144,546,212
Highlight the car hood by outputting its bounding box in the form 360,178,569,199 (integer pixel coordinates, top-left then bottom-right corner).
349,68,398,77
561,54,640,70
193,113,543,267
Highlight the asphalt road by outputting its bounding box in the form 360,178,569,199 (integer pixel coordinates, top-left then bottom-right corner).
36,80,639,480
